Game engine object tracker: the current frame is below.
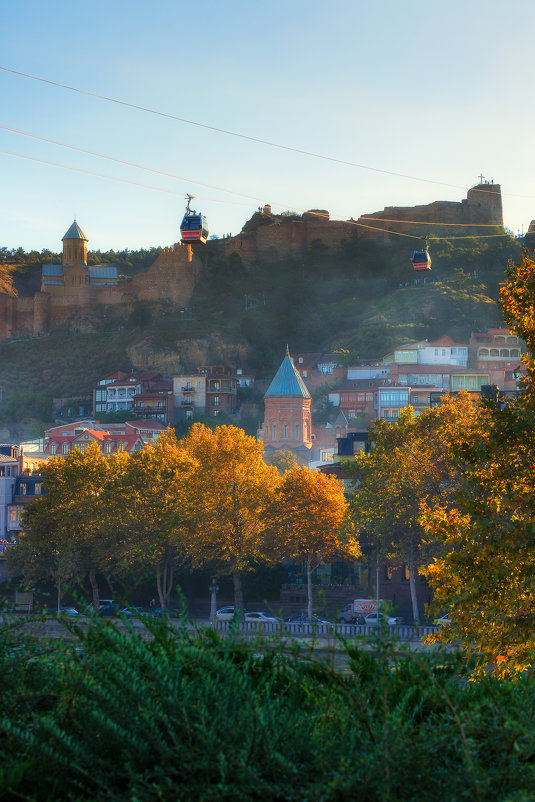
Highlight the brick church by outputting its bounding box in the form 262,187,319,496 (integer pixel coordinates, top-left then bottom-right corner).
260,347,312,461
41,221,119,294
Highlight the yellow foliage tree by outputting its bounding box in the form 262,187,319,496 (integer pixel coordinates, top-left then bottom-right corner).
178,424,282,610
108,428,198,611
273,465,357,620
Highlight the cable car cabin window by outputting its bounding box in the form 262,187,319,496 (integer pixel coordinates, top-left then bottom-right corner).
181,216,202,231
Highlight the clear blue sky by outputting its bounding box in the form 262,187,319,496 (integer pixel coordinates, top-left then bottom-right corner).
1,0,534,252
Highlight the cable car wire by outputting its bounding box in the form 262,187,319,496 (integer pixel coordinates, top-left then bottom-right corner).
0,147,511,242
0,65,527,201
0,125,512,239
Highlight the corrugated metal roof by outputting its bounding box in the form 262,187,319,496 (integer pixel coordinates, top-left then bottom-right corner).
42,265,63,276
62,220,88,241
88,265,118,279
265,352,311,398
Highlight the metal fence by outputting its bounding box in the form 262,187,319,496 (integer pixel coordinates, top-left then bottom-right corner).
214,621,438,641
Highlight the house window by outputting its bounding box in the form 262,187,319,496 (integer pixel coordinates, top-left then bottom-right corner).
213,381,220,391
19,484,27,495
320,450,332,462
104,442,112,454
9,507,21,522
213,396,220,407
302,370,308,378
157,401,163,408
50,443,58,455
384,566,394,581
34,484,42,495
403,565,410,581
63,444,70,454
185,409,193,420
117,441,125,451
295,424,299,439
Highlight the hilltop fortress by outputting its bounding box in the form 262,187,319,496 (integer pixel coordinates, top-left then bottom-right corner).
0,182,504,341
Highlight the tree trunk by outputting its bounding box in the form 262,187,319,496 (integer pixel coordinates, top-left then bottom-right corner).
233,572,244,612
89,570,100,612
307,556,313,621
407,546,420,625
156,562,174,611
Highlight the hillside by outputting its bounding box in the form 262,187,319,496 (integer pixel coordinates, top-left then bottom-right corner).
0,232,522,432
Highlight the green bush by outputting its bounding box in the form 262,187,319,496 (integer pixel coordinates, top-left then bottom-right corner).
1,617,535,800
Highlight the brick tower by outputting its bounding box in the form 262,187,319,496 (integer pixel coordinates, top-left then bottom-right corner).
262,347,312,458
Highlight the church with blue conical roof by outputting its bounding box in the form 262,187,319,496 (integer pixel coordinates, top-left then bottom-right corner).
260,347,312,459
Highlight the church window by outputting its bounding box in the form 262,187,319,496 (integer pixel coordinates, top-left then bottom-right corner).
295,424,299,439
273,425,276,439
283,424,288,439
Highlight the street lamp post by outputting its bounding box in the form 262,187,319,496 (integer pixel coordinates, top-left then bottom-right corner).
209,579,219,623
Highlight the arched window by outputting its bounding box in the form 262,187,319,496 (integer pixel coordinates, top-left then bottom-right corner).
500,349,508,357
490,349,499,357
479,349,489,357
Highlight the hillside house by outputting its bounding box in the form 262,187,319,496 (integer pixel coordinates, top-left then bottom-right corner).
93,371,174,424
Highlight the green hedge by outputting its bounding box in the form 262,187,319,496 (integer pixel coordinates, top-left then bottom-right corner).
0,617,534,800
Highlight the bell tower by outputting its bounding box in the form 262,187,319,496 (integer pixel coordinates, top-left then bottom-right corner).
62,220,88,267
262,347,312,452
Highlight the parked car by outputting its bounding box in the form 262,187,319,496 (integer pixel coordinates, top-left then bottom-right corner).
215,606,246,621
435,613,452,626
85,600,121,616
244,612,280,623
363,612,402,626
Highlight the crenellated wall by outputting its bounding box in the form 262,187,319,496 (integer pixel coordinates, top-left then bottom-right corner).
0,243,203,341
214,185,504,266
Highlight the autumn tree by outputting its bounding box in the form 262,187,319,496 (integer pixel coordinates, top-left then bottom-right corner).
348,395,479,623
8,443,124,609
109,429,198,611
272,465,357,620
178,424,281,610
422,254,535,674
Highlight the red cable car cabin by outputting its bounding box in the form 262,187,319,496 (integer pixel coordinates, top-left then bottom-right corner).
180,212,209,244
411,250,431,271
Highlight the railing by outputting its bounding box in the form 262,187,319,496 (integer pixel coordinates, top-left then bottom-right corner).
214,621,437,640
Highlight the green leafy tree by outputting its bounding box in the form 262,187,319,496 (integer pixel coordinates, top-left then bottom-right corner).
8,443,123,608
422,254,535,674
348,395,478,623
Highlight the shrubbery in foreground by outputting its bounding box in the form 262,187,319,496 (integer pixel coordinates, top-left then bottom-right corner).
1,617,535,801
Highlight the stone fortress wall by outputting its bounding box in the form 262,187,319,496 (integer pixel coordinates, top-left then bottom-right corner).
0,244,202,341
217,182,504,264
0,183,505,341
